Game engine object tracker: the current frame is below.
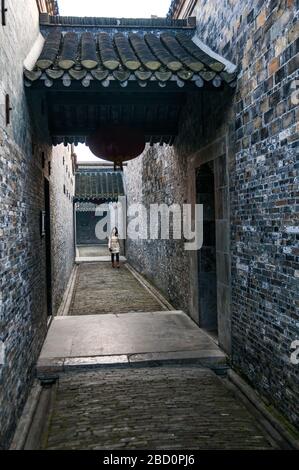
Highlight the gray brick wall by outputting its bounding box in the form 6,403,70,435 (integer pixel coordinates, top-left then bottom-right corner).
0,0,75,448
125,0,299,428
192,0,299,431
50,145,75,315
125,146,190,313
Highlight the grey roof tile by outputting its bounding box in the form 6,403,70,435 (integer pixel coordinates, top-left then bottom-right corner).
25,16,237,87
75,171,125,201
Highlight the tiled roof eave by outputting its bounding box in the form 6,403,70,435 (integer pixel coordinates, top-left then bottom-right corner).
24,21,238,88
75,171,125,201
25,70,237,90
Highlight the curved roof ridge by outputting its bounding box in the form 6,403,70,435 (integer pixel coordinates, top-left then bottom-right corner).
40,15,193,29
192,35,237,74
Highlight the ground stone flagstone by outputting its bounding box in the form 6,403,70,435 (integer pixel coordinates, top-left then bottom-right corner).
43,367,277,450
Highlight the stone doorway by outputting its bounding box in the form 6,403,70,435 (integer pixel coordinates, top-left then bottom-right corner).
196,162,218,336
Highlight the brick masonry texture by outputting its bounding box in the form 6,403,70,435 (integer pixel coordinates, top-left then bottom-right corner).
43,367,277,450
0,0,74,448
125,0,299,429
50,145,75,315
125,146,190,314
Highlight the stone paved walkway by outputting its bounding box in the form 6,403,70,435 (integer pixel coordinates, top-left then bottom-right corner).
77,245,110,257
34,261,282,450
69,262,164,315
43,367,277,450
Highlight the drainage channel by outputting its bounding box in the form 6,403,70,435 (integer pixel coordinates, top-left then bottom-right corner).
11,379,57,450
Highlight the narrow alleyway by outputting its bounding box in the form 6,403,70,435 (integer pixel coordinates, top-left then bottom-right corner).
2,0,298,453
28,261,284,450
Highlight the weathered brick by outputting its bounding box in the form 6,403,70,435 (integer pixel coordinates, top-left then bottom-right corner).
268,57,280,75
257,9,267,28
0,0,75,449
126,0,299,432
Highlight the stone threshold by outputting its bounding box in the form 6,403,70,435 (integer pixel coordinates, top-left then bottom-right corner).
38,311,226,365
75,256,127,263
36,349,228,380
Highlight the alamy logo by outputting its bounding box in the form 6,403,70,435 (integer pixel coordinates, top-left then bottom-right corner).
290,340,299,365
94,197,204,251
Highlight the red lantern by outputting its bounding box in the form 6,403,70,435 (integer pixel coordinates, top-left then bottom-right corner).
87,125,146,164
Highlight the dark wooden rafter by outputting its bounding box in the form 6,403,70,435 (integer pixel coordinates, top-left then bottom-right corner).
51,123,180,136
47,92,186,106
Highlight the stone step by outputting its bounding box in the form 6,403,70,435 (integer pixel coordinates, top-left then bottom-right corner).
37,311,227,379
37,350,228,379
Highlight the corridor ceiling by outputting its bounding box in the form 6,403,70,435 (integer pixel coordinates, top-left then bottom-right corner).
24,15,237,146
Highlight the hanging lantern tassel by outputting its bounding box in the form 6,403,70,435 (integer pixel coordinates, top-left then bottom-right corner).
87,125,146,164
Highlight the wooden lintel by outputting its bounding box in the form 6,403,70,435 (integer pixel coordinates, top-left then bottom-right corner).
51,126,178,136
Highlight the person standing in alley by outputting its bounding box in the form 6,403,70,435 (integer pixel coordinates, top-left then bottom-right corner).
109,227,120,269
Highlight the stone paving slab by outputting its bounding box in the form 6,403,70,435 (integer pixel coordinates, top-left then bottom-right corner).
39,311,223,361
69,262,164,315
77,245,111,257
129,349,226,366
75,256,127,263
42,367,277,450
